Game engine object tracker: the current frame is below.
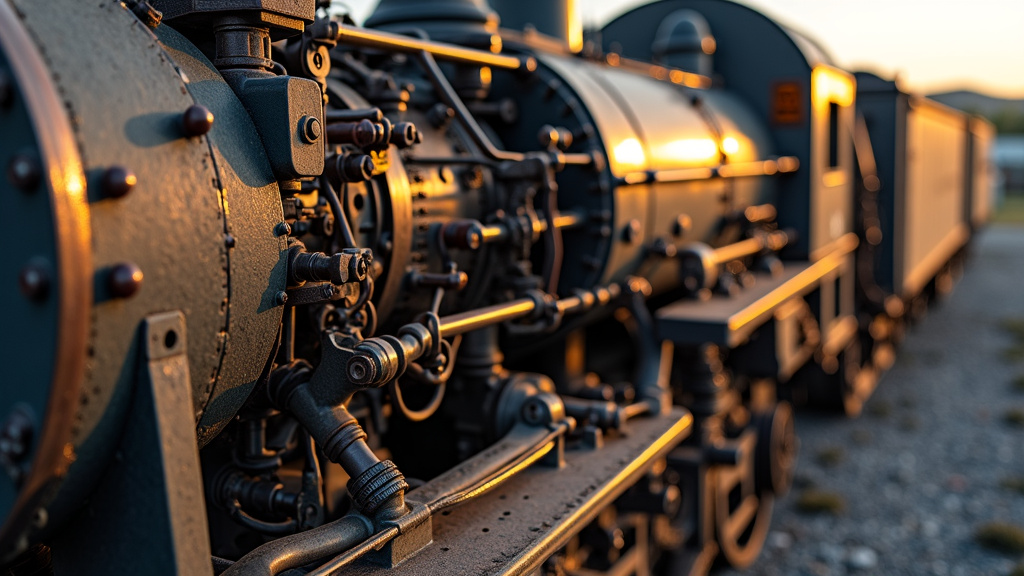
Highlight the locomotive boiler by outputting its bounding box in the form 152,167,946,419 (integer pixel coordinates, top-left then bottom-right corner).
0,0,991,574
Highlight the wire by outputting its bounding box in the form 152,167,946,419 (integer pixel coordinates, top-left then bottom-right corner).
319,174,357,250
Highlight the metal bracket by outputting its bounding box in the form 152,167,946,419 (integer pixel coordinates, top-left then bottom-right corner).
52,312,214,575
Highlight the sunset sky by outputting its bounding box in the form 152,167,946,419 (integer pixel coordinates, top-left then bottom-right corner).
340,0,1024,99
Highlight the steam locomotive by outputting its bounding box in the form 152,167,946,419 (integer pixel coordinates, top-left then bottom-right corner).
0,0,992,574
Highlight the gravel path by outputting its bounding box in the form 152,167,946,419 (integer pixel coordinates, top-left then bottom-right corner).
723,225,1024,576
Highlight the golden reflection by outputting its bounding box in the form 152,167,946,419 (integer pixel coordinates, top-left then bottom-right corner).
722,136,740,155
812,67,854,107
612,137,647,168
566,0,583,53
658,138,718,163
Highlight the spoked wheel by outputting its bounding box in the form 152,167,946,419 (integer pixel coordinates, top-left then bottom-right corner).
712,431,774,569
753,401,797,497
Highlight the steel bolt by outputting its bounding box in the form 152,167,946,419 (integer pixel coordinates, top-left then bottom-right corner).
673,214,692,238
224,234,236,248
18,262,50,301
300,116,322,144
275,291,288,306
100,166,137,198
182,104,214,137
108,262,144,299
7,153,41,192
274,222,291,237
622,219,642,244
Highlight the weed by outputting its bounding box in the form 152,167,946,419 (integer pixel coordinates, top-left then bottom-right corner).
976,522,1024,554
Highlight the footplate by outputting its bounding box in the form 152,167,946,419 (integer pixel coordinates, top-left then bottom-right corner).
344,408,693,576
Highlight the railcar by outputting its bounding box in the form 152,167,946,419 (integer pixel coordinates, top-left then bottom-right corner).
0,0,992,574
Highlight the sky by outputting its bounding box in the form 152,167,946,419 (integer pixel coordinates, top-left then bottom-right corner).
336,0,1024,99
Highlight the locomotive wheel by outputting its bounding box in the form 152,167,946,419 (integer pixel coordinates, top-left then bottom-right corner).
713,431,773,569
753,402,797,497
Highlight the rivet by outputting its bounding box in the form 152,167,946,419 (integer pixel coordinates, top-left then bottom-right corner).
108,262,144,299
275,291,288,306
622,219,642,244
18,261,50,301
274,222,291,237
224,234,236,248
7,153,41,192
300,116,322,144
182,104,214,137
100,166,137,198
673,214,692,237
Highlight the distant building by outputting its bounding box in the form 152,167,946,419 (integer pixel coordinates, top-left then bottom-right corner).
995,135,1024,196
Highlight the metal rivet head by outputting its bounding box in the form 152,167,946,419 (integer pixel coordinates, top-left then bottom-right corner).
673,214,692,238
622,219,642,244
109,263,144,299
300,116,322,144
100,166,137,198
19,262,50,301
8,153,41,192
274,222,291,237
182,105,214,137
224,234,236,248
274,291,288,306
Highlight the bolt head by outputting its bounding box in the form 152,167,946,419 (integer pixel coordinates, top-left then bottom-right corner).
18,262,50,301
300,115,322,144
8,153,41,192
100,166,137,198
274,221,292,237
108,262,144,299
622,219,642,244
182,104,214,137
275,291,288,306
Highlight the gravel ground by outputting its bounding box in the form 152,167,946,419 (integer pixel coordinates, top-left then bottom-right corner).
723,225,1024,576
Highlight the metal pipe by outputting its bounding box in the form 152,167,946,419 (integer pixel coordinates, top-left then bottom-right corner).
221,514,374,576
710,230,789,265
618,156,800,187
332,24,529,71
438,298,537,337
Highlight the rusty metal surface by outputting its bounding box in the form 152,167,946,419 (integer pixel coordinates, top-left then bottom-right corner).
343,408,692,576
9,0,229,525
155,26,287,444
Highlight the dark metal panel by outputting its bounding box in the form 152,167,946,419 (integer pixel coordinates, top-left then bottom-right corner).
0,0,91,559
156,26,287,445
51,313,213,576
10,0,229,528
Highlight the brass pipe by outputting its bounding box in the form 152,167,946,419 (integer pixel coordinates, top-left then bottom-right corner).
333,24,529,71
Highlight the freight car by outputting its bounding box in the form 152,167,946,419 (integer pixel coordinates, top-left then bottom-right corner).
0,0,991,574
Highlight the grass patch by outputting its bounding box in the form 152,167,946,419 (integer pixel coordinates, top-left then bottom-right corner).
1000,476,1024,496
815,446,845,467
976,522,1024,554
1002,319,1024,361
993,196,1024,225
866,399,892,418
795,490,845,515
1004,408,1024,428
